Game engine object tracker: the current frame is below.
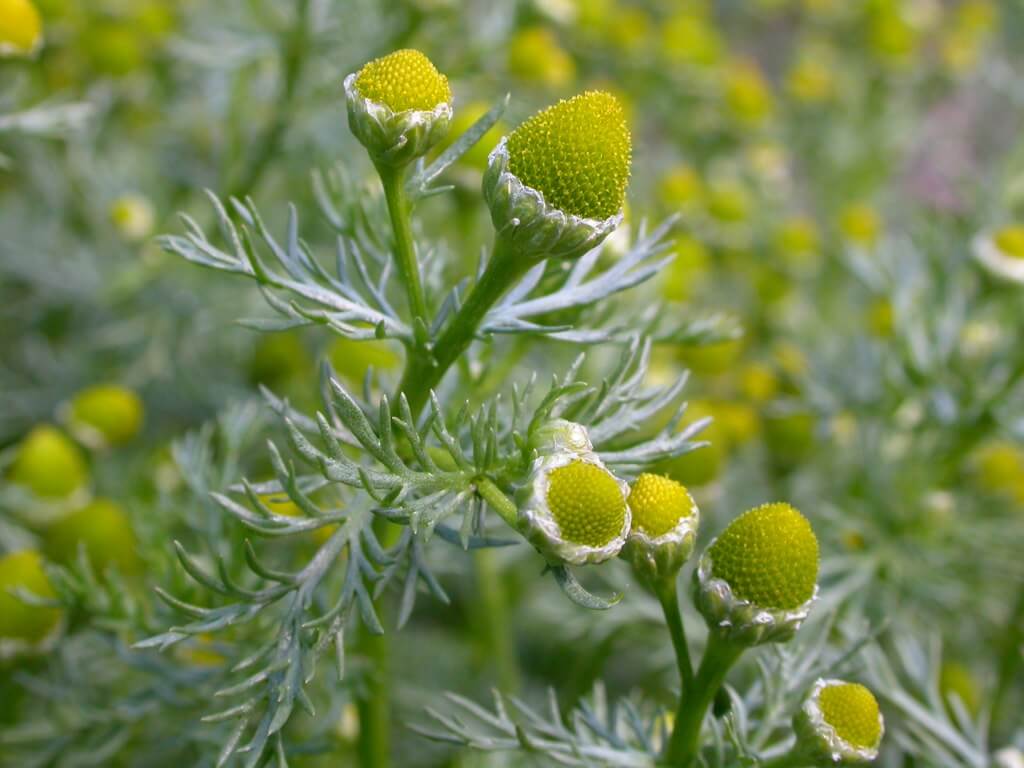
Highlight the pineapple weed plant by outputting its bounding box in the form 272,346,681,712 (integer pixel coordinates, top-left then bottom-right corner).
2,2,1024,768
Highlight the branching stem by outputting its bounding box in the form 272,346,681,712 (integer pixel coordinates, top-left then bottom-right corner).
377,164,430,328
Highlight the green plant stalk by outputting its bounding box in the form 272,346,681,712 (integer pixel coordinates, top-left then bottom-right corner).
992,580,1024,729
759,751,807,768
664,631,744,766
655,578,694,698
355,629,391,768
472,549,519,692
397,236,531,417
377,164,430,326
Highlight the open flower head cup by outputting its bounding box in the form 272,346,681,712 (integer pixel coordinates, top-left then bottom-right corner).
794,679,884,764
694,502,819,645
484,91,631,261
345,49,453,167
622,473,699,584
972,225,1024,285
517,449,631,566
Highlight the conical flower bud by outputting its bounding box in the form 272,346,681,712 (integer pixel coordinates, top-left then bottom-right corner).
621,473,699,584
8,425,89,502
794,679,884,764
345,49,452,167
694,502,819,645
517,448,630,566
0,550,62,659
64,384,145,449
484,91,630,260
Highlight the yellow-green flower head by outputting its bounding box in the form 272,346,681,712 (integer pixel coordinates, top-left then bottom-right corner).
839,203,882,247
723,59,773,125
507,26,576,88
517,446,630,566
506,91,630,221
694,502,819,645
547,460,627,547
65,384,144,449
109,194,155,241
0,550,62,658
795,679,884,764
9,425,88,501
0,0,43,58
622,474,699,584
354,49,451,113
763,405,817,469
483,92,629,260
345,49,452,167
45,498,140,576
710,502,818,609
972,225,1024,284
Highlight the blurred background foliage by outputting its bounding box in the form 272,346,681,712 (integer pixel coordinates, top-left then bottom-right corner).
2,0,1024,766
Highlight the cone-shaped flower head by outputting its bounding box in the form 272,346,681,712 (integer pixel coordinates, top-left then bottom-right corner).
9,425,88,501
484,92,631,260
506,91,630,221
345,49,452,167
622,474,699,584
517,436,631,565
695,502,819,645
65,384,144,449
0,0,43,58
0,550,62,659
973,225,1024,284
354,49,452,113
794,679,884,764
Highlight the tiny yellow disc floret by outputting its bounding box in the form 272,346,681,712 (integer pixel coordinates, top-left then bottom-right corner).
355,49,451,113
546,460,626,547
628,473,693,537
709,502,819,610
506,91,631,221
994,225,1024,259
0,0,43,58
819,682,882,749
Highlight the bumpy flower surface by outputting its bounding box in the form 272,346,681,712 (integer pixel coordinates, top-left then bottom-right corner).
0,550,60,643
709,502,818,609
819,683,882,749
994,225,1024,259
506,91,630,221
0,0,42,57
9,425,88,499
628,473,694,537
546,459,626,547
354,49,451,112
69,384,144,446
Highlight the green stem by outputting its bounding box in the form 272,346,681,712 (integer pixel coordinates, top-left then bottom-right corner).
656,578,694,698
377,164,430,327
664,632,744,766
228,0,310,199
475,477,518,528
355,629,391,768
397,236,530,417
472,549,519,692
759,751,806,768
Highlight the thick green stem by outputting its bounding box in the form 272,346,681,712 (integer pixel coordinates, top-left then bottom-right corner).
355,629,391,768
377,164,430,327
397,236,530,417
473,549,519,692
656,578,694,699
664,632,744,766
475,477,518,528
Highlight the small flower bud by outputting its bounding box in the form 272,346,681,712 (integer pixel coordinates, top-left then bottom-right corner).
483,91,630,260
0,550,62,659
621,473,699,584
8,425,88,501
345,49,453,167
528,419,593,457
972,225,1024,284
45,498,140,576
517,450,630,566
0,0,43,58
64,384,145,449
109,194,155,241
694,502,819,645
794,679,884,764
